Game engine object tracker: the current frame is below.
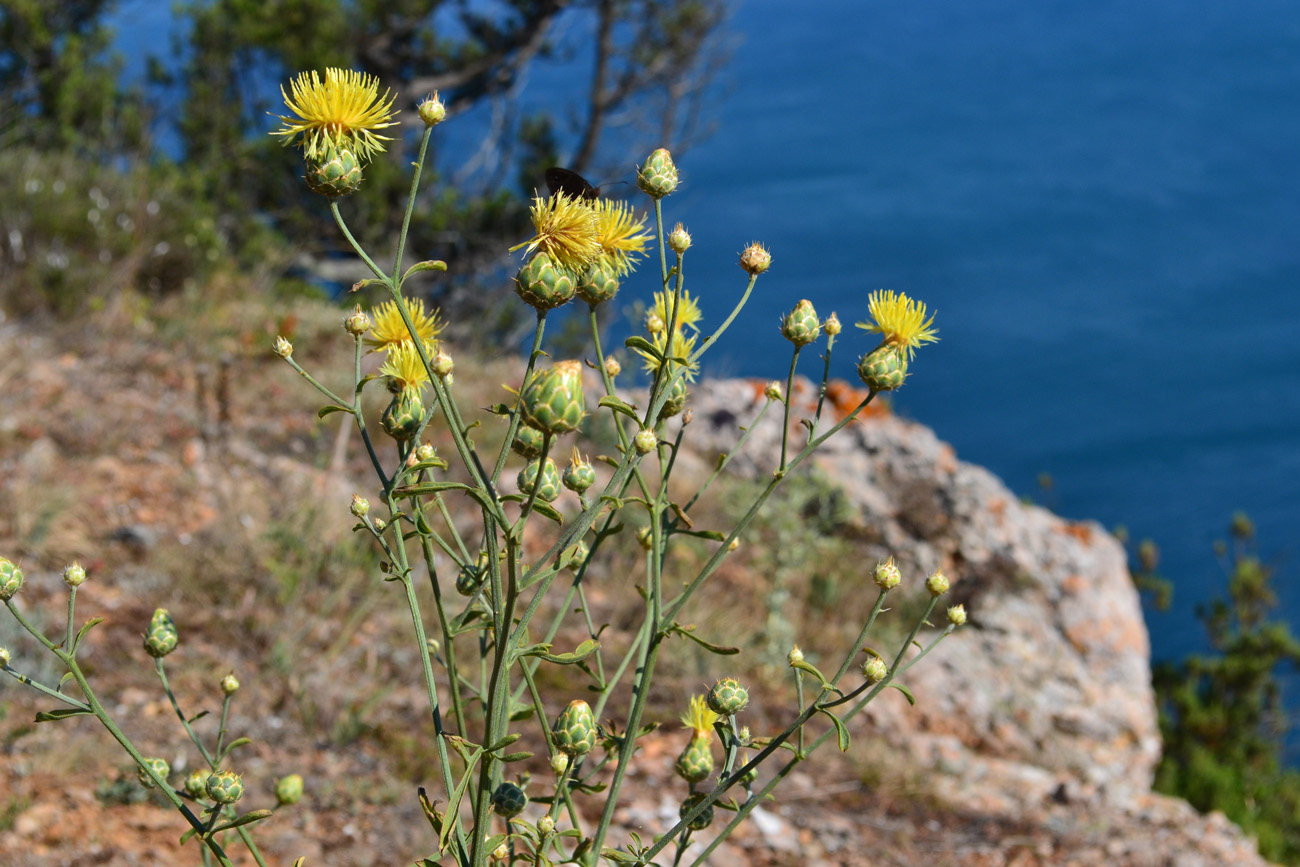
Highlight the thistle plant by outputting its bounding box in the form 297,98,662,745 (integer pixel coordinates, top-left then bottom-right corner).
0,66,963,866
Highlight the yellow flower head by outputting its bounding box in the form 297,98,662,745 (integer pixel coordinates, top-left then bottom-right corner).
379,341,433,392
855,290,938,359
273,68,400,163
593,199,651,277
637,329,699,382
651,289,702,333
680,694,719,737
365,297,443,353
519,192,601,273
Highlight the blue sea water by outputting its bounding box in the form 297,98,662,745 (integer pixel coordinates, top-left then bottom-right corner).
107,1,1300,667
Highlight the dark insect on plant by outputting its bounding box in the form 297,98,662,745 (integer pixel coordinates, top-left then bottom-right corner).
545,166,600,201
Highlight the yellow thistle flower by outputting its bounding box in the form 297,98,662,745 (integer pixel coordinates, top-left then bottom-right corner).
379,341,434,392
651,289,703,332
272,68,400,163
855,290,938,359
517,192,601,273
592,199,651,277
637,329,699,382
365,297,443,352
680,695,719,737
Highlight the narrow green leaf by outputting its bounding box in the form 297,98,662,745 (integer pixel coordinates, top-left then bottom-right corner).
674,529,727,542
209,809,273,834
598,395,642,420
498,751,534,762
34,707,93,722
818,707,851,752
623,335,659,356
392,481,474,498
317,405,352,418
73,616,105,650
350,278,387,293
186,710,211,724
600,849,645,864
670,624,739,655
486,732,522,753
400,260,448,284
887,682,916,705
529,502,565,524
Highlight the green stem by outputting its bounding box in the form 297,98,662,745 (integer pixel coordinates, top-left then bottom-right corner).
492,312,549,484
778,346,802,472
156,659,215,767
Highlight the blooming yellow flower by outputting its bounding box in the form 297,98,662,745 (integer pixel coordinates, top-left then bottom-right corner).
517,191,600,273
592,199,651,276
637,328,699,382
379,341,434,392
651,289,702,332
365,297,443,352
272,68,400,163
680,695,719,737
855,290,938,358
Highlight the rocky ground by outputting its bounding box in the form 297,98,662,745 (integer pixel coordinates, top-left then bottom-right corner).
0,305,1273,866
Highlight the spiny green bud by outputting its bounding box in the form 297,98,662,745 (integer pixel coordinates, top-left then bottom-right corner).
550,753,570,776
221,673,239,695
373,517,387,532
517,457,562,502
563,449,597,494
737,751,758,787
727,537,740,552
416,442,437,462
351,494,370,518
668,223,692,254
679,793,714,831
492,843,510,862
0,558,23,601
636,526,654,551
552,699,597,757
381,388,425,441
456,553,488,597
637,147,679,199
633,428,657,455
344,306,371,335
661,376,688,418
273,336,293,359
63,562,86,588
515,251,577,310
947,604,967,626
862,655,888,684
206,769,244,805
787,645,804,666
764,381,783,402
675,733,714,783
873,558,901,590
780,299,821,347
824,312,842,336
520,360,586,436
417,91,446,126
0,647,9,667
491,781,528,818
858,342,907,392
184,769,209,799
276,773,304,806
537,815,555,836
577,261,620,306
137,757,170,789
645,311,666,334
926,569,950,598
304,146,363,198
512,423,545,459
604,356,621,378
561,539,590,571
431,350,453,377
144,608,178,658
738,242,771,276
707,677,749,715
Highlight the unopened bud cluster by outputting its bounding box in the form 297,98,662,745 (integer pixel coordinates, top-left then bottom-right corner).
873,558,901,590
63,562,86,587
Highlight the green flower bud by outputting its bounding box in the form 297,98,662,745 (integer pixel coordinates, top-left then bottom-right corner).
515,252,577,310
381,387,425,441
417,92,446,126
63,562,86,587
416,442,437,462
0,557,24,601
577,261,620,306
637,148,679,199
276,773,304,806
0,647,9,667
491,781,528,818
738,242,771,276
668,223,692,254
764,381,783,402
137,757,170,789
184,769,209,799
512,423,545,459
679,792,714,831
517,457,562,502
563,449,597,494
456,553,488,597
926,569,950,598
786,645,804,667
644,311,666,334
273,336,293,359
520,360,585,436
351,494,370,518
857,342,908,392
304,146,363,198
947,604,967,626
344,306,371,335
550,753,570,776
603,356,621,378
707,677,749,715
561,539,590,572
737,751,758,787
492,843,510,862
862,655,888,684
431,350,454,377
824,312,842,336
144,608,178,658
873,558,901,590
661,376,688,418
221,673,239,695
633,428,657,455
780,299,821,347
206,769,244,805
537,815,555,835
636,525,654,551
675,733,714,783
552,699,597,757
